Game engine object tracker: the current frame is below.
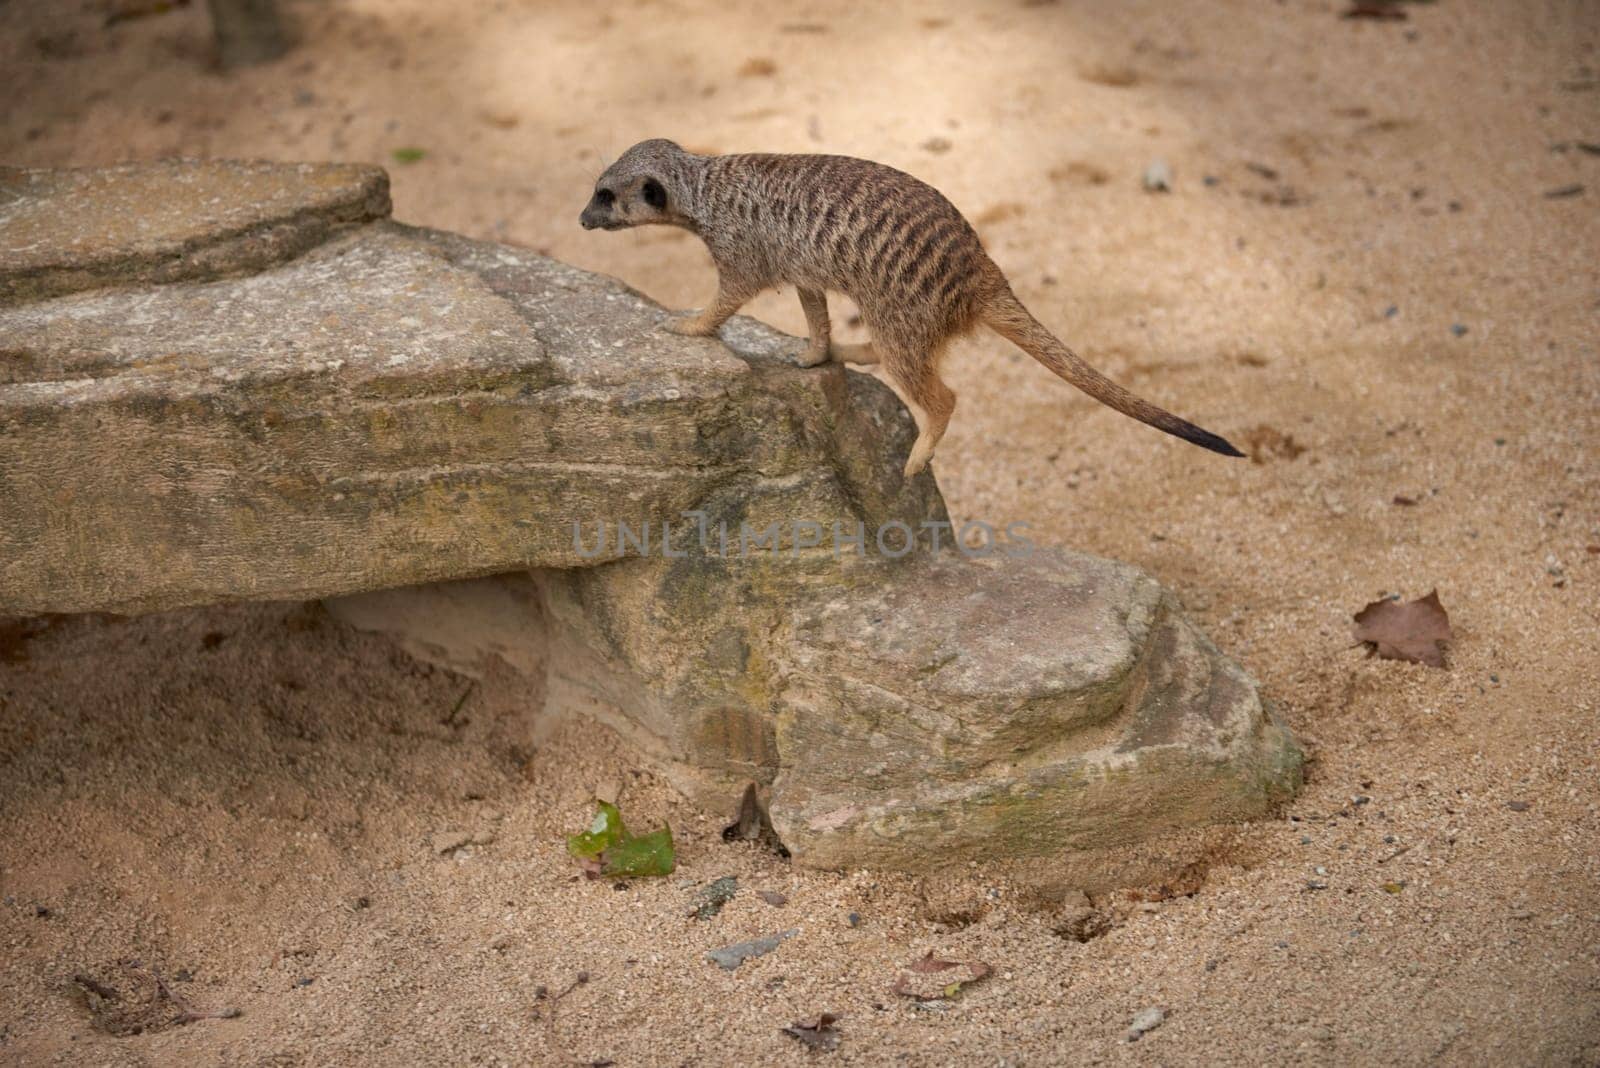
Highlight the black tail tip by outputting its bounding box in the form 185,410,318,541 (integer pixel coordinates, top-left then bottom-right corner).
1178,424,1247,458
1211,437,1247,459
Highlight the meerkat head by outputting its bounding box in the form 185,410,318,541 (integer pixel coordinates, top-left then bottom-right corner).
580,139,693,231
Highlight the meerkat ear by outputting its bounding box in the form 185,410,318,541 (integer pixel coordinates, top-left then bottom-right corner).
642,178,667,210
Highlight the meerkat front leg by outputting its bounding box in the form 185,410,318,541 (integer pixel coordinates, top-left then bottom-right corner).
663,272,757,337
795,287,831,367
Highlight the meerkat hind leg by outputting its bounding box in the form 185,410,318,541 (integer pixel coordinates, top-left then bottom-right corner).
879,356,957,478
795,288,832,367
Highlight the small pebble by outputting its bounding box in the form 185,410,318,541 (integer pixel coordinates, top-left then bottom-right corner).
1142,159,1172,192
707,930,796,971
1384,304,1399,318
690,876,739,920
1127,1006,1166,1041
1300,835,1312,845
847,911,861,928
1450,323,1468,337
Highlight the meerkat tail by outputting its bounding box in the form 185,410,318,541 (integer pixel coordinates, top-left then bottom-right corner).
982,291,1245,458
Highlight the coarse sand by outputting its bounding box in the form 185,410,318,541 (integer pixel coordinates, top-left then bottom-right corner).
1,1,1597,1064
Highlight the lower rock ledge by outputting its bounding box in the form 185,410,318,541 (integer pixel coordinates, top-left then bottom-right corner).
325,547,1302,889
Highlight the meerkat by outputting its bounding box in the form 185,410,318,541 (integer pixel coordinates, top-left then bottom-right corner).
580,139,1243,477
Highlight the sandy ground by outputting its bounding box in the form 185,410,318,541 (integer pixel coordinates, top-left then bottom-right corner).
3,1,1599,1064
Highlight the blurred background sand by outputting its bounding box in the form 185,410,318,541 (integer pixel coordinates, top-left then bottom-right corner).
2,2,1597,1064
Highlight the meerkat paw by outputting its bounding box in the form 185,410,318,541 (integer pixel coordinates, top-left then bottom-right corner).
662,314,717,337
902,451,931,478
795,343,831,368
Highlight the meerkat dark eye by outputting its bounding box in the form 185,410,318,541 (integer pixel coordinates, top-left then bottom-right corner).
642,178,667,210
594,188,615,206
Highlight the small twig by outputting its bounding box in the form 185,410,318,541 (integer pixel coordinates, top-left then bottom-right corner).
1376,843,1414,865
443,682,477,726
536,969,589,1010
73,974,119,1001
532,971,594,1065
122,960,240,1024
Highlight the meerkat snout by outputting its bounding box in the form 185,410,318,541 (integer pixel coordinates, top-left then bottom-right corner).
578,187,616,230
580,176,671,229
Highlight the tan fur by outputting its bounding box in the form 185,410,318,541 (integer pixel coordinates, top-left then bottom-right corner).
581,139,1243,477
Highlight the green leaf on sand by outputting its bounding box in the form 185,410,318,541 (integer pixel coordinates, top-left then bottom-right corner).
603,828,675,877
566,801,626,859
566,802,674,877
391,147,427,164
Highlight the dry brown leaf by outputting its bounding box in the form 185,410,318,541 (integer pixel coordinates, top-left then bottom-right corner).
1048,161,1110,186
782,1012,841,1051
890,951,994,1000
1342,1,1407,20
1352,590,1452,667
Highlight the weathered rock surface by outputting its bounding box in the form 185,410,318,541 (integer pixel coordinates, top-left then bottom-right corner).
0,159,1300,882
0,214,937,614
0,159,390,304
771,551,1301,869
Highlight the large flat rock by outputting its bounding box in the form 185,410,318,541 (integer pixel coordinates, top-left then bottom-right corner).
0,220,938,614
0,159,390,303
0,159,1299,883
